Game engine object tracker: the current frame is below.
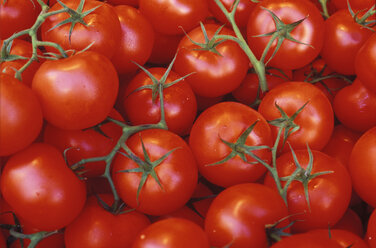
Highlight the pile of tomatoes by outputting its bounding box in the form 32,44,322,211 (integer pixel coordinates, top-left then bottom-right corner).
0,0,376,247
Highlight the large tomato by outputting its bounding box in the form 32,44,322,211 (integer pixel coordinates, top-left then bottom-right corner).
366,208,376,247
0,143,87,231
308,229,369,248
32,51,119,130
355,33,376,93
270,232,342,248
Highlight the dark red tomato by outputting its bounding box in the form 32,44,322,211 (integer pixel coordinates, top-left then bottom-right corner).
333,208,364,237
139,0,208,35
205,183,289,248
332,0,375,10
258,81,334,152
121,67,197,136
147,32,184,66
32,51,119,130
85,177,112,196
355,33,376,93
64,194,150,248
112,129,198,216
151,205,205,228
333,78,376,132
111,5,154,75
208,0,257,28
189,102,273,188
132,218,210,248
43,109,123,177
41,0,121,59
0,39,43,87
0,143,87,231
173,23,249,98
264,150,352,233
247,0,325,70
308,229,369,248
320,8,374,75
106,0,138,7
349,126,376,208
0,0,40,39
366,208,376,247
0,74,43,156
190,182,215,218
232,68,292,106
0,232,5,248
270,232,343,248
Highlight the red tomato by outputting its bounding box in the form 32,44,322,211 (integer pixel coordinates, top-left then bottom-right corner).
121,67,197,136
147,32,184,65
0,232,5,248
270,232,343,248
151,205,205,228
112,129,198,216
333,208,364,237
205,183,289,248
189,101,273,188
32,51,119,130
0,143,87,231
349,126,376,208
332,0,375,10
333,78,376,132
307,229,369,248
173,23,249,98
258,81,334,152
366,208,376,247
264,149,352,233
132,218,210,248
106,0,139,7
355,33,376,93
64,194,150,248
0,74,43,156
246,0,325,70
139,0,208,35
41,0,121,59
10,227,65,248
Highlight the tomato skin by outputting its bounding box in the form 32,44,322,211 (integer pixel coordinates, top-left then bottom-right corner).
0,74,43,157
270,232,343,248
112,129,198,216
366,208,376,247
246,0,325,70
332,0,375,10
173,24,249,98
333,209,364,237
106,0,139,7
32,51,119,130
147,32,183,66
205,183,289,248
308,229,369,248
132,218,210,248
258,81,334,152
0,143,87,231
349,126,376,208
41,0,121,59
320,8,374,75
0,232,5,248
355,33,376,94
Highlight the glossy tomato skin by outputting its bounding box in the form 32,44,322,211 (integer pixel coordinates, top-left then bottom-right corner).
349,126,376,208
121,68,197,136
173,24,249,98
41,0,121,59
320,8,374,75
64,194,150,248
308,229,369,248
258,81,334,152
333,208,364,237
32,51,119,130
106,0,139,7
0,143,87,231
189,102,273,188
0,74,43,156
270,232,343,248
366,208,376,247
112,129,198,216
264,150,352,233
132,218,210,248
333,0,375,10
246,0,325,70
355,33,376,93
205,183,289,248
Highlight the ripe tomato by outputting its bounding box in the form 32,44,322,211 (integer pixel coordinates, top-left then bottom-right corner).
106,0,139,7
147,32,184,66
246,0,325,70
112,129,198,216
366,208,376,247
32,51,119,130
332,0,375,10
333,208,364,237
355,33,376,93
270,232,343,248
0,143,87,231
0,74,43,156
189,101,273,188
0,232,5,248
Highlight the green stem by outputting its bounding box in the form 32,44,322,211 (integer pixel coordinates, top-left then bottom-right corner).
9,228,59,248
318,0,330,19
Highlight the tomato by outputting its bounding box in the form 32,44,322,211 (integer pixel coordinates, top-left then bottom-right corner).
355,33,376,93
41,0,121,59
308,229,369,248
264,149,352,233
333,78,376,132
195,94,224,112
205,183,289,248
366,208,376,247
246,0,325,70
0,232,5,248
0,143,87,231
121,67,197,136
32,51,119,130
258,81,334,152
349,126,376,208
106,0,139,7
64,194,150,248
139,0,208,35
112,129,198,216
132,218,210,248
332,0,375,10
173,23,249,98
151,205,205,228
189,101,273,188
10,227,65,248
0,74,43,156
320,8,374,75
147,32,184,66
270,232,343,248
333,208,364,237
111,5,154,75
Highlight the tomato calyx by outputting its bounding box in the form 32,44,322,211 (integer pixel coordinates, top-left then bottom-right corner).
265,215,294,245
348,2,376,30
8,227,60,248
